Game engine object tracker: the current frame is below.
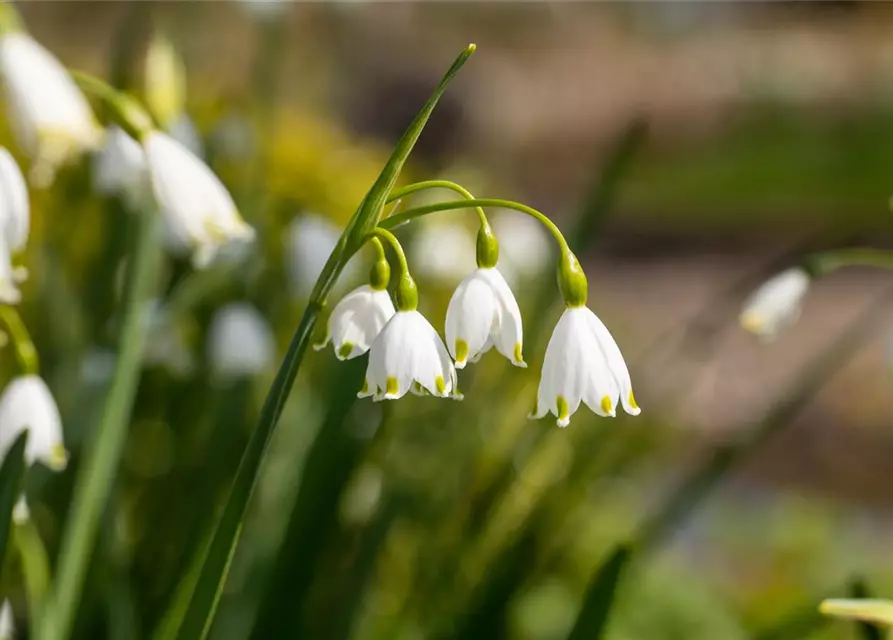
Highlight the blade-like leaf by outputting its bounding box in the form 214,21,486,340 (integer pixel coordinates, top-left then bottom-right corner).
0,431,28,574
173,46,475,640
565,545,633,640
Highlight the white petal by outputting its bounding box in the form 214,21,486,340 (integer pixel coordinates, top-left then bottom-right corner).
327,286,395,360
0,599,12,640
478,267,525,367
740,267,810,340
92,126,150,206
0,147,29,251
207,303,275,378
0,375,66,470
445,270,497,367
0,239,21,304
585,308,639,416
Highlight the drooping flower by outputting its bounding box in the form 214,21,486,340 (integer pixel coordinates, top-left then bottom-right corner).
0,31,102,187
92,125,150,206
739,267,810,341
445,267,525,368
314,285,395,360
143,131,255,268
0,147,28,302
207,302,276,378
0,375,67,470
530,307,640,427
359,310,459,400
0,599,12,640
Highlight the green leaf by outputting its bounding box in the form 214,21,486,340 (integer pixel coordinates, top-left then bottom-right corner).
172,46,476,640
565,545,633,640
0,431,28,574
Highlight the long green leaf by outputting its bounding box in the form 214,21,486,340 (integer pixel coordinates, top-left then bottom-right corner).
565,545,633,640
14,517,52,629
42,204,161,640
0,431,28,574
173,45,476,640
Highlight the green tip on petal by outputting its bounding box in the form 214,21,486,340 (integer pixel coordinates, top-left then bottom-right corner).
600,395,613,416
513,342,526,367
628,391,639,412
47,443,69,472
455,339,468,365
337,342,354,360
556,395,570,427
435,375,446,396
386,376,399,396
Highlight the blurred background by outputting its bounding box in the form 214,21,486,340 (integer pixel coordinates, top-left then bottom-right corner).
6,2,893,638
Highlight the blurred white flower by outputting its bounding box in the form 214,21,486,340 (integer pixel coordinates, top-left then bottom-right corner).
92,126,150,206
491,212,553,287
207,302,276,378
740,267,810,341
445,267,525,369
314,285,395,360
143,131,254,268
359,310,459,401
286,214,358,297
167,113,204,159
0,375,67,470
530,307,640,427
0,598,13,640
0,31,102,187
410,220,475,283
0,147,28,303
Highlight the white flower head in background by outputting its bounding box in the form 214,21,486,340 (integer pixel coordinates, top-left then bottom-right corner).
410,219,475,283
143,131,255,268
0,147,29,303
446,267,525,369
314,285,395,361
530,307,640,427
359,310,459,401
0,31,102,187
92,125,150,206
490,212,553,287
0,598,13,640
286,214,359,297
207,302,276,379
739,267,810,341
0,375,67,470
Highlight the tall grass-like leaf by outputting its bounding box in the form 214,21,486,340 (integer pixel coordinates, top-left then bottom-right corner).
42,205,162,640
173,45,475,640
565,546,633,640
0,431,28,575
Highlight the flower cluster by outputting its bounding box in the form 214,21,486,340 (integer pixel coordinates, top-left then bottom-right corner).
316,198,641,427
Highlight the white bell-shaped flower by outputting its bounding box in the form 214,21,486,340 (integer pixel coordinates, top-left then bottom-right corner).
0,375,67,470
92,125,149,206
0,31,102,187
0,147,28,303
143,130,255,268
207,302,276,378
445,267,525,369
359,310,459,400
0,599,13,640
314,285,395,360
740,267,810,341
530,307,640,427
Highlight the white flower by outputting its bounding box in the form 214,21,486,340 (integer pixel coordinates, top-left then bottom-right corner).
314,285,395,360
530,307,640,427
92,126,150,206
359,310,459,400
167,114,204,159
0,147,28,303
207,302,276,378
0,375,67,470
410,220,475,283
0,598,13,640
143,131,255,268
490,212,553,287
0,32,102,187
740,267,810,340
286,214,359,297
445,267,525,369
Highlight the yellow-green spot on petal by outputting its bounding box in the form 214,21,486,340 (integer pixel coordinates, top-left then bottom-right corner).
455,339,468,363
556,395,569,422
740,312,763,333
360,378,369,395
600,395,613,415
338,342,354,359
514,342,524,364
628,391,639,411
48,443,68,472
435,375,446,395
386,376,399,395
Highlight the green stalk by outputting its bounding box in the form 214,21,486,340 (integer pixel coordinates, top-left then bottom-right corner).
172,45,476,640
0,306,39,375
805,247,893,276
386,179,488,227
41,206,161,640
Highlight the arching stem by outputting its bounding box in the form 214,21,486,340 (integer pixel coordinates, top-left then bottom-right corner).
386,180,489,228
0,306,38,376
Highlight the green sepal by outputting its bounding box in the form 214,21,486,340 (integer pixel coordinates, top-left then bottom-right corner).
558,249,588,308
370,257,390,291
476,223,499,269
70,71,155,141
395,272,418,311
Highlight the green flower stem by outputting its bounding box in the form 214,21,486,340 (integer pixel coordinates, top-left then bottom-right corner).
804,248,893,277
0,306,39,375
386,180,489,228
14,519,52,630
368,228,409,278
380,197,570,255
70,71,155,141
368,228,417,311
41,205,161,640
